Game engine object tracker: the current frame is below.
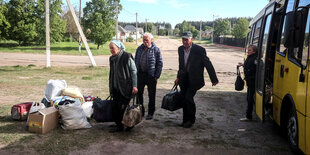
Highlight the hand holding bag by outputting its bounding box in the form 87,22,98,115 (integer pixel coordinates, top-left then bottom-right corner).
122,96,143,127
161,84,182,111
235,66,245,91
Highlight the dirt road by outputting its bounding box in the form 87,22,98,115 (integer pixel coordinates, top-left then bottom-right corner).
0,37,293,154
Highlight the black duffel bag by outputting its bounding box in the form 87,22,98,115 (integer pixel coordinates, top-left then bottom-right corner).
235,66,244,91
92,96,115,122
161,84,183,111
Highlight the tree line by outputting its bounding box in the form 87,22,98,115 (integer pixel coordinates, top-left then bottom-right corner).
0,0,251,47
0,0,120,48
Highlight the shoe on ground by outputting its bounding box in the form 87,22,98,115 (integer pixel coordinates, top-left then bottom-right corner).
240,117,252,121
125,126,133,131
109,126,123,133
145,114,153,120
178,123,184,127
183,121,193,128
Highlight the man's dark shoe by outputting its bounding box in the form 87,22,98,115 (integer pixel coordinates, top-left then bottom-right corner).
109,126,123,133
125,126,133,131
183,121,193,128
145,114,153,120
178,123,184,127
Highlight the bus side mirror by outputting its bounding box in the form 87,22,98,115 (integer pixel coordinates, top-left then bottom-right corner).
284,10,306,48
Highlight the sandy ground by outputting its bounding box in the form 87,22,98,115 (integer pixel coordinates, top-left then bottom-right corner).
0,37,293,154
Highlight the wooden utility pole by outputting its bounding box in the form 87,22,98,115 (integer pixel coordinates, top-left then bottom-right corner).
199,20,202,41
66,0,96,66
45,0,50,67
136,12,138,44
145,19,148,33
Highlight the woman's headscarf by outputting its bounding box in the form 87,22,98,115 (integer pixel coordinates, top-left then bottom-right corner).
110,40,126,51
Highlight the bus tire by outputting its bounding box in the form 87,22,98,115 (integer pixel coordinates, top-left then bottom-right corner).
286,105,299,153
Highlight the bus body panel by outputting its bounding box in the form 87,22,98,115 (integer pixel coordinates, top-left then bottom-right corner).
297,112,306,154
306,116,310,154
273,95,282,125
256,92,263,120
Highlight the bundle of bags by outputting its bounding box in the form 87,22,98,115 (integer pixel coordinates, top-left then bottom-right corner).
33,79,94,130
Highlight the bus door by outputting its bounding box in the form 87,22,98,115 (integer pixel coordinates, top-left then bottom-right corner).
255,4,275,121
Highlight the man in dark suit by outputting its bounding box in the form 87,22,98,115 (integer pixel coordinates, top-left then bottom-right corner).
175,31,218,128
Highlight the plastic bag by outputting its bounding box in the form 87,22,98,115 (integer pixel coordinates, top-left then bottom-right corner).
61,87,84,104
58,98,91,130
235,66,244,91
26,102,46,126
82,101,93,118
44,80,67,102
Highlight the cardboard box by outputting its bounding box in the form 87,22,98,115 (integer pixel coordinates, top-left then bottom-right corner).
28,107,58,134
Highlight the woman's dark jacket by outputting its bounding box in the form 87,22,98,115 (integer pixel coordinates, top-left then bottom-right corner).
244,53,257,88
109,50,134,99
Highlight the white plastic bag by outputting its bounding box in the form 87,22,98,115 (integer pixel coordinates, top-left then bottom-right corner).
82,101,93,118
44,80,67,102
58,99,91,130
26,102,46,126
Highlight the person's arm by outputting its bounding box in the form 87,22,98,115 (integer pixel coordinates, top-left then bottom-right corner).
202,48,218,86
129,57,138,94
154,47,163,80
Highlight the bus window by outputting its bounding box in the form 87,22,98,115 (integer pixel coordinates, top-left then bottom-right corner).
279,16,287,54
288,10,310,66
286,0,295,13
257,14,272,93
253,19,262,46
298,0,310,7
301,11,310,67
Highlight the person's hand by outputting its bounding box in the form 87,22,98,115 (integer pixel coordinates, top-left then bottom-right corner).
155,77,158,81
174,78,178,84
212,81,218,86
132,87,138,94
237,62,243,67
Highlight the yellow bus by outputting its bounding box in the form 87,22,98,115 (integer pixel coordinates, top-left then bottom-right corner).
246,0,309,154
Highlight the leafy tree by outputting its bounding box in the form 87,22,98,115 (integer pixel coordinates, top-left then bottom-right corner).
203,26,212,31
214,19,230,37
191,26,199,38
173,28,180,36
0,0,10,40
6,0,37,45
232,18,249,39
145,22,153,33
62,8,79,42
158,28,166,36
35,0,66,44
82,0,118,49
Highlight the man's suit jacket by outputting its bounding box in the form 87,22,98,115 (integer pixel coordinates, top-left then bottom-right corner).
177,44,218,91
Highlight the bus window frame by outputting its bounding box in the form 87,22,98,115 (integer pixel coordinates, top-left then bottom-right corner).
287,8,309,69
276,6,290,57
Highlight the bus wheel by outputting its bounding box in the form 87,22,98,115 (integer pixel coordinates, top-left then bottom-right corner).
286,106,298,151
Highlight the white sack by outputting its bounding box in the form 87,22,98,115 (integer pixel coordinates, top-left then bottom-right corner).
58,99,91,130
82,101,93,118
44,80,67,102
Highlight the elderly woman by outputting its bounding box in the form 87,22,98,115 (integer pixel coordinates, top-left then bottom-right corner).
108,40,138,132
238,45,258,121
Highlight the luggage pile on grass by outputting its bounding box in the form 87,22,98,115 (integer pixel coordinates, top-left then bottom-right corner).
11,79,97,134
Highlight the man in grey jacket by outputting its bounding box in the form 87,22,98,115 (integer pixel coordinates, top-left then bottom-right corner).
135,32,163,120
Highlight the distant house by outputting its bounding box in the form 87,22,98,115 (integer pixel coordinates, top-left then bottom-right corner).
124,25,144,40
117,25,129,42
201,30,212,38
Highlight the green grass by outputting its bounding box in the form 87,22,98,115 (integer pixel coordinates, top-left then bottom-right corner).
0,41,139,55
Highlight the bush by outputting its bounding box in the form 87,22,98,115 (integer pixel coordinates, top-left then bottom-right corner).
126,36,134,42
